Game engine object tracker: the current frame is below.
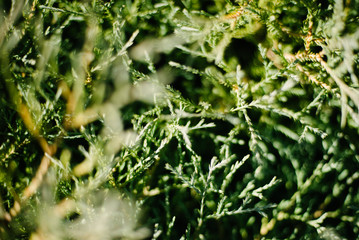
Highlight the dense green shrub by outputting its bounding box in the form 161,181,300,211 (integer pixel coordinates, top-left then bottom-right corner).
1,0,359,239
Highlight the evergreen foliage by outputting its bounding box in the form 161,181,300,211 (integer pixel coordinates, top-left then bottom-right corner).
1,0,359,239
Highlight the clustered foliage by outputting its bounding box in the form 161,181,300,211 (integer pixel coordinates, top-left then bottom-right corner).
0,0,359,239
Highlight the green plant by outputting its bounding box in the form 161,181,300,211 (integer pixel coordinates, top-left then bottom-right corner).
1,0,359,239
